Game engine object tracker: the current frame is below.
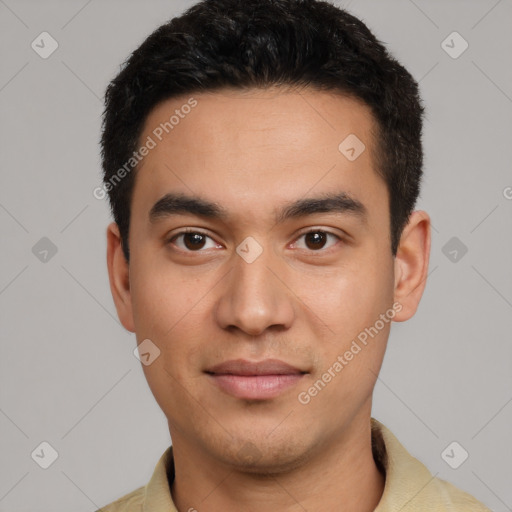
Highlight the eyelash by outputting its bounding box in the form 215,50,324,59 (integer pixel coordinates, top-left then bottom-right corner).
166,228,343,254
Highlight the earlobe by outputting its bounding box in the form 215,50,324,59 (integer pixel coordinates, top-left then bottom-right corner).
392,211,431,322
106,222,136,332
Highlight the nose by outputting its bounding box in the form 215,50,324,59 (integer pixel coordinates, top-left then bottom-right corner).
214,245,295,336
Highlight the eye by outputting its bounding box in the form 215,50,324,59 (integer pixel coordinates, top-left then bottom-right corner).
292,230,341,251
168,230,222,252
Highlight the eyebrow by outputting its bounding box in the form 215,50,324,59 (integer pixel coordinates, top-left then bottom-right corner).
148,191,367,225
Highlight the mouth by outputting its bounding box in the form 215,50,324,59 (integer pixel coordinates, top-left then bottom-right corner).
205,359,307,400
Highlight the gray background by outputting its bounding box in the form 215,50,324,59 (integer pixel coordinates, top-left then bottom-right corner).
0,0,511,510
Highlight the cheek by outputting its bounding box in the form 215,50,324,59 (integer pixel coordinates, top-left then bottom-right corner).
292,253,395,341
130,260,215,374
129,256,205,337
134,283,207,416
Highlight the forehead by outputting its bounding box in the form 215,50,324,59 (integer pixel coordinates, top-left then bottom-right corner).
131,87,386,224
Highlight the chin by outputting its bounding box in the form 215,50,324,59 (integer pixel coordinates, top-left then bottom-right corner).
216,433,317,476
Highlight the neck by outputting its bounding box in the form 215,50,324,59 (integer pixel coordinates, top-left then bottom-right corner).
169,413,385,511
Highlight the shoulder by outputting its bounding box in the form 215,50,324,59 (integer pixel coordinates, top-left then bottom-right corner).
372,418,491,511
95,485,145,512
430,476,492,511
95,445,175,512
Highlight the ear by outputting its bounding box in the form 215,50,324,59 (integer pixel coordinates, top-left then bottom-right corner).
106,222,135,332
392,210,431,322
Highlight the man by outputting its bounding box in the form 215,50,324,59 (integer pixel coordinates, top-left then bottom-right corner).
97,0,491,510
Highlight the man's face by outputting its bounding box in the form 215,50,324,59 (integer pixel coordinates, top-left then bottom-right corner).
116,88,400,470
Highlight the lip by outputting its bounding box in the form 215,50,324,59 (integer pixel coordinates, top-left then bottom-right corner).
205,359,307,400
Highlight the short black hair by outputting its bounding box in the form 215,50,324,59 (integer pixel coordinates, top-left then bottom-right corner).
100,0,424,261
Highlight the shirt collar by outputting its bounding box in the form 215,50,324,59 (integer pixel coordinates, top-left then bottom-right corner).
371,417,438,511
142,445,177,512
141,418,438,512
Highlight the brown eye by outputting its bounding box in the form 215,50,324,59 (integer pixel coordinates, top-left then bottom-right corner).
293,230,340,252
170,231,220,252
304,231,327,250
183,232,207,250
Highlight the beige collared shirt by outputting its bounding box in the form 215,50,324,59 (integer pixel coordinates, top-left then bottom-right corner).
97,418,490,511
